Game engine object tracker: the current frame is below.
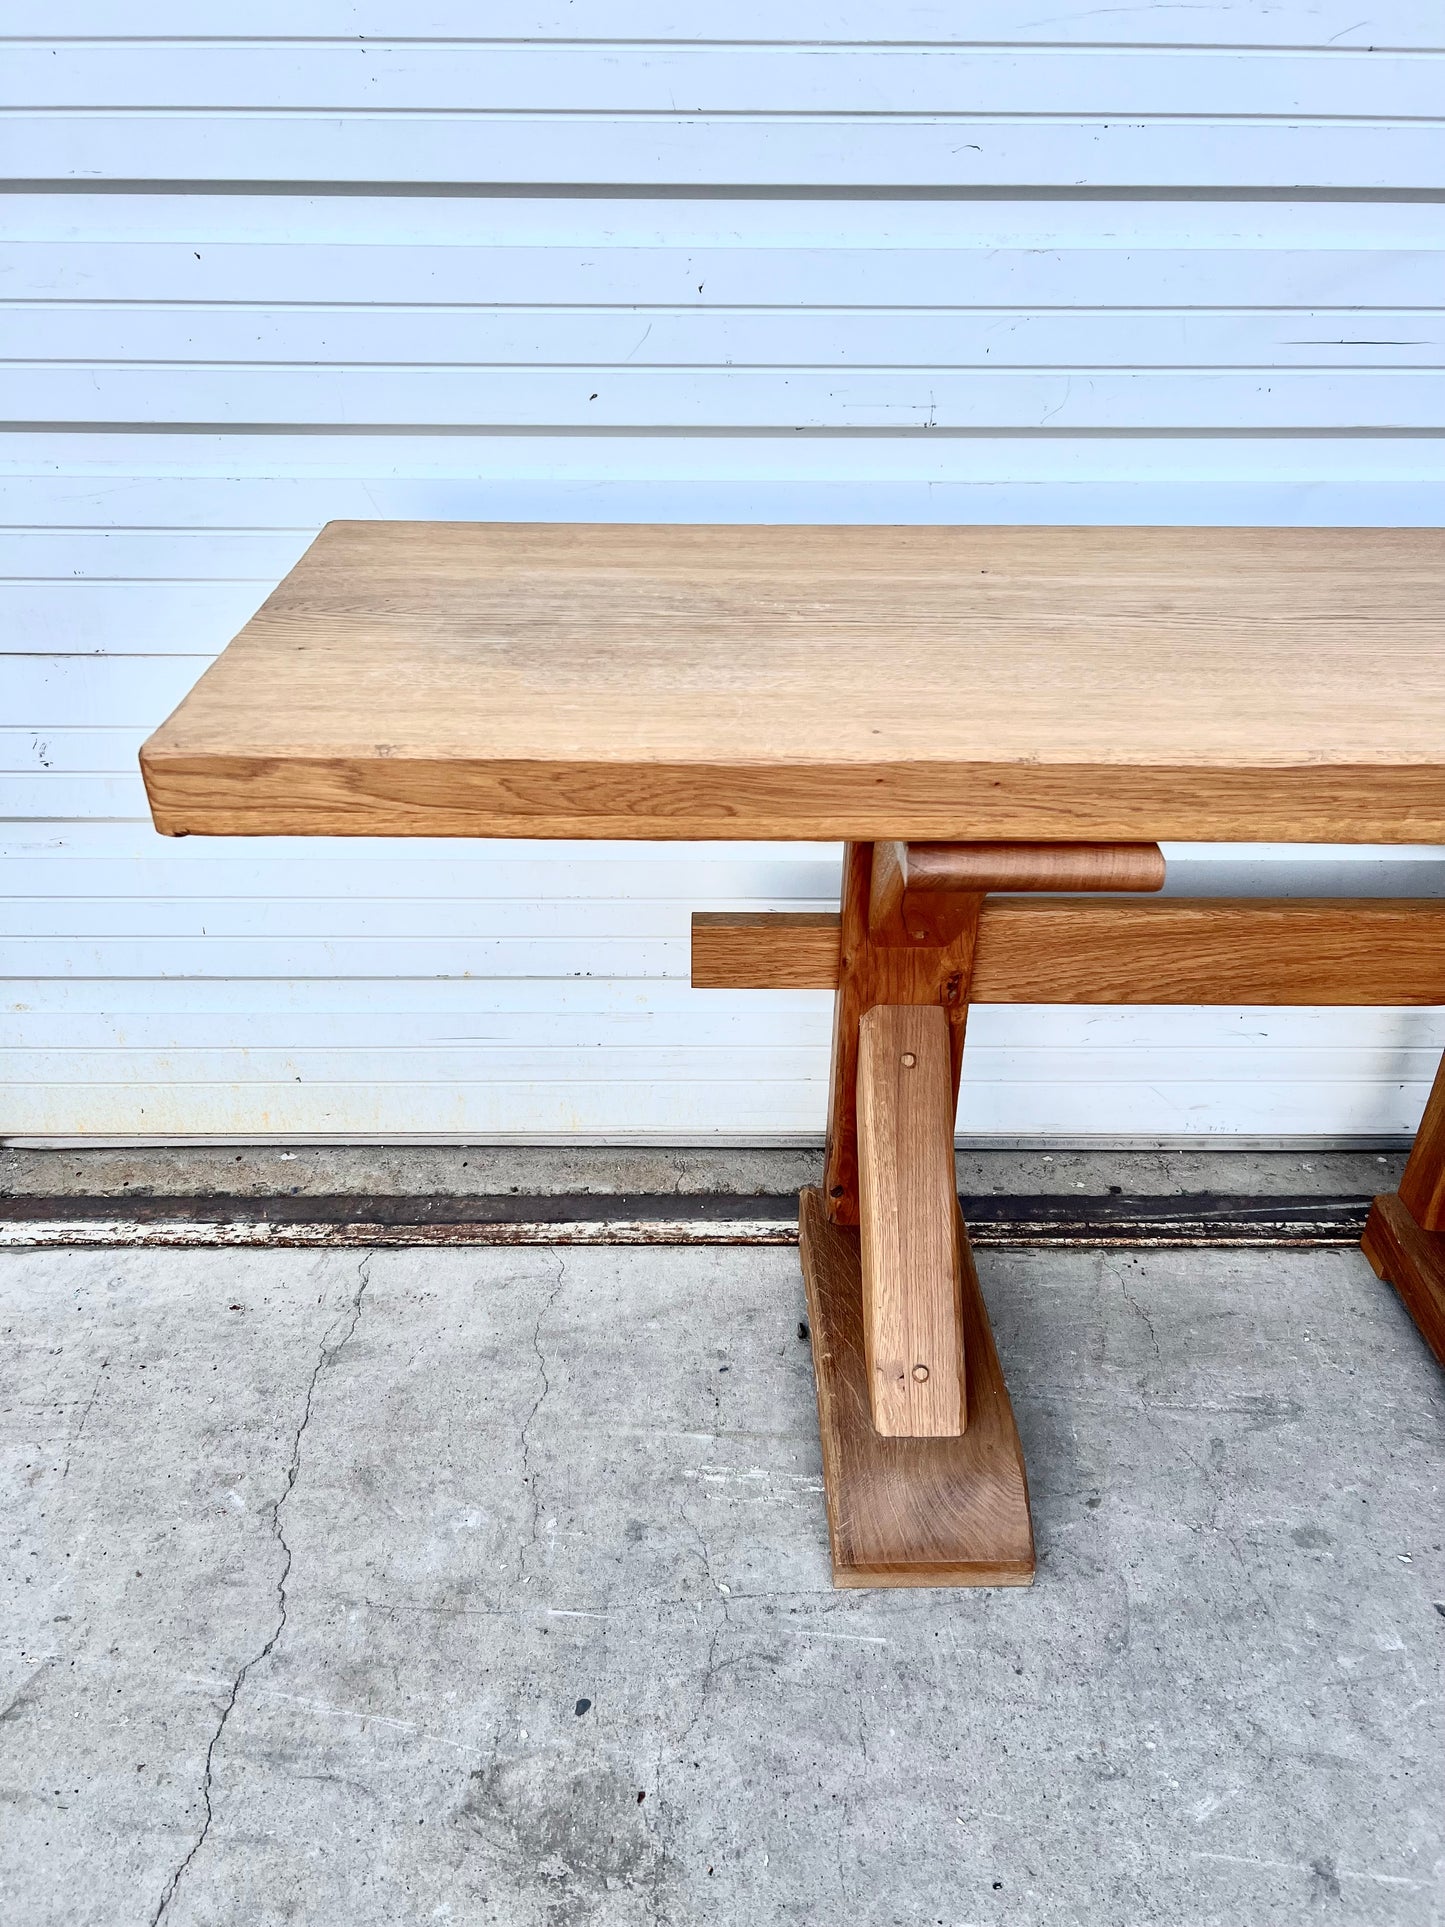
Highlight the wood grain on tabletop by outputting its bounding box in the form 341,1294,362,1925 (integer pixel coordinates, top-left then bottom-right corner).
140,522,1445,840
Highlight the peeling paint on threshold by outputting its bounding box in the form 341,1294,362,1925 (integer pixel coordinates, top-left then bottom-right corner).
0,1192,1376,1250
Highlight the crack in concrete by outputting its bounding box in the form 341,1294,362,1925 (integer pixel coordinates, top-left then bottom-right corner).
148,1252,373,1925
646,1718,672,1927
1144,1412,1277,1619
676,1504,733,1763
1115,1258,1164,1364
517,1255,567,1584
835,1682,873,1903
61,1358,108,1480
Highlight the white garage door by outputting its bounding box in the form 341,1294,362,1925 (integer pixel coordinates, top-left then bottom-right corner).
4,3,1444,1142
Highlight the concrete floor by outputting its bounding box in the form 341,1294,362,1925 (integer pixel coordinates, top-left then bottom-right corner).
2,1236,1441,1926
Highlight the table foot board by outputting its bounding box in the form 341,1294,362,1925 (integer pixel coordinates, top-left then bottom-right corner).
800,1187,1035,1588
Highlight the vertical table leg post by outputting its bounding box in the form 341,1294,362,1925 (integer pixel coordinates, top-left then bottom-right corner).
857,1003,967,1437
1362,1051,1445,1364
799,841,1035,1586
823,842,974,1225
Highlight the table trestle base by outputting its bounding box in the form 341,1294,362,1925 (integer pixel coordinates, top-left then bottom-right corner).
694,840,1445,1592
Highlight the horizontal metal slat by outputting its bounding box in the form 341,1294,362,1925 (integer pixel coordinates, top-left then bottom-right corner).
11,367,1441,430
9,242,1443,305
8,2,1442,48
13,44,1442,116
12,308,1443,371
7,117,1440,189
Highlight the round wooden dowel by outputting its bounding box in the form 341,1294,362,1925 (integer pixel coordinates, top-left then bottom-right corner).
904,841,1167,895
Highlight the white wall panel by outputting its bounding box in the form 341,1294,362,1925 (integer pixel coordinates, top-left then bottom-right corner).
10,120,1441,191
14,368,1442,431
9,3,1443,47
11,240,1441,306
9,307,1445,369
13,45,1439,117
2,22,1442,1141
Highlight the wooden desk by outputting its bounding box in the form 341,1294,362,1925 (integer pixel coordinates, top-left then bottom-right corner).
141,521,1445,1587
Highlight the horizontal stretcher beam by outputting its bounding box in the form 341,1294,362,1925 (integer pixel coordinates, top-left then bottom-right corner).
692,898,1445,1005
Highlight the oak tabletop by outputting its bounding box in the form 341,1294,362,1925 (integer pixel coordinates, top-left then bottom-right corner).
140,521,1445,841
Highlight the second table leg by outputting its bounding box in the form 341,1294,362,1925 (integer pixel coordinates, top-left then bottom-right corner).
1363,1051,1445,1364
